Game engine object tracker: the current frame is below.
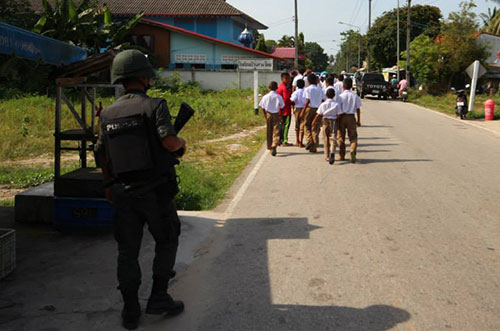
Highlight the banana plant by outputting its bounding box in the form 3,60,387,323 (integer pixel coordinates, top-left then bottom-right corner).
33,0,143,54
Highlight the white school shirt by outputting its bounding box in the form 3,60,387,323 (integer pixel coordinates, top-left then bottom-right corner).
304,85,324,108
323,85,335,99
333,81,344,100
292,74,303,87
338,89,362,115
317,99,341,119
290,89,306,108
259,91,285,114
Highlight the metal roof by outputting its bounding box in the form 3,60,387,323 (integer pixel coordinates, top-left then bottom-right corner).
28,0,268,29
0,21,86,66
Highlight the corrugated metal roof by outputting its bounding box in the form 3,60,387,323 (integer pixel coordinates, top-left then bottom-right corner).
271,48,305,60
28,0,267,28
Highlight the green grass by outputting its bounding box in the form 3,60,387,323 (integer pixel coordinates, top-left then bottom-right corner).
0,199,14,207
0,86,267,211
0,164,79,189
410,90,500,120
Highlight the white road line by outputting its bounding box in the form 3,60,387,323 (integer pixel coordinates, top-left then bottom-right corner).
410,103,500,137
224,148,268,218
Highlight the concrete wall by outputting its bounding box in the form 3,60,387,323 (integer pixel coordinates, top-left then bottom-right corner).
159,70,282,91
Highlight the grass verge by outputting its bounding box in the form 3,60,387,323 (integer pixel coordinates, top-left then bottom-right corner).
0,85,266,211
410,90,500,120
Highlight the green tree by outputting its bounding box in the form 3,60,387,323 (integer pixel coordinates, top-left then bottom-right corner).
255,33,268,52
33,0,144,54
367,5,442,70
438,1,488,87
407,1,488,90
278,35,294,47
305,42,328,72
403,35,441,87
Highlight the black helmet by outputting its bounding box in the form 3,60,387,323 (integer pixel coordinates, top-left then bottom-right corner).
111,49,156,84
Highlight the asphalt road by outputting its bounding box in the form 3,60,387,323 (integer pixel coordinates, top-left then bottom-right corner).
168,98,500,331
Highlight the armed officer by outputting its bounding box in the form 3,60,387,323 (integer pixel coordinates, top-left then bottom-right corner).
95,50,186,330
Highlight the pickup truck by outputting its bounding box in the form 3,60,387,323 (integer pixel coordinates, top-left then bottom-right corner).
356,72,390,99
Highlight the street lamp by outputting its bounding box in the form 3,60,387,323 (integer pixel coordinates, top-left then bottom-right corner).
339,21,361,70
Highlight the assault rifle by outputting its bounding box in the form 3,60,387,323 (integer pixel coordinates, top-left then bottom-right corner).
173,102,195,157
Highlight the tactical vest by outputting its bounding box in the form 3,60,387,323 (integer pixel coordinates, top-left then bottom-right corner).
100,93,179,195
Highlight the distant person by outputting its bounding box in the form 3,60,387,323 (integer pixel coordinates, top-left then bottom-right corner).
276,72,293,146
292,68,305,91
337,77,362,163
324,76,335,96
398,77,408,98
333,74,344,101
290,79,306,147
312,88,341,164
390,75,398,90
303,73,325,153
260,81,285,156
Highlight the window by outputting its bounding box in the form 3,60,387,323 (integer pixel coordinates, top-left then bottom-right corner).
175,63,184,69
221,64,237,70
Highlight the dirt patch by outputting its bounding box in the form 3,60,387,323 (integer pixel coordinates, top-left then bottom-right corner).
0,187,23,200
0,153,81,168
205,126,265,144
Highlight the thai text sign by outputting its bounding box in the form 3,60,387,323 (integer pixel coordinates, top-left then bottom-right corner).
238,58,273,71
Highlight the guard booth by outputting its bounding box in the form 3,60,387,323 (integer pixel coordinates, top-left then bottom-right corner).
51,51,121,229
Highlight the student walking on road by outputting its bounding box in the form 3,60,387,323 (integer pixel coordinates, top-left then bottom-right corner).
290,79,306,147
337,77,361,163
260,81,285,156
303,74,325,153
276,72,293,146
333,74,344,101
312,88,341,164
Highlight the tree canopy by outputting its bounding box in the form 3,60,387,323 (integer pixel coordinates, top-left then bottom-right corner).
366,4,442,70
305,42,328,72
406,1,488,90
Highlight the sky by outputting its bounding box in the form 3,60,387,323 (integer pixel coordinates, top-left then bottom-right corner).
228,0,495,56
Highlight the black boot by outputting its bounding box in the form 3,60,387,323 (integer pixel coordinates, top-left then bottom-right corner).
145,276,184,316
120,286,141,330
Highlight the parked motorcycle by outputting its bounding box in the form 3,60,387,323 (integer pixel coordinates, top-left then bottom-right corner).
401,89,408,102
452,84,470,120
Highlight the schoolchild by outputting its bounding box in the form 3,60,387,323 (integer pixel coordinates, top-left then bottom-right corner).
276,72,293,146
337,77,362,163
292,69,304,91
260,81,285,156
324,76,335,96
312,88,341,164
290,79,306,147
333,74,344,101
303,73,325,153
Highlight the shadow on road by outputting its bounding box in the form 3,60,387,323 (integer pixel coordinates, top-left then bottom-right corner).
187,216,412,331
358,158,432,164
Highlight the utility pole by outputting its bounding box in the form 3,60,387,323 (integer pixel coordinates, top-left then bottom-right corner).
294,0,299,69
397,0,400,81
367,0,372,71
406,0,411,87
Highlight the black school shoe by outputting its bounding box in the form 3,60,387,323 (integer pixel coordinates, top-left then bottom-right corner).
350,151,357,164
145,293,185,316
305,143,312,150
271,146,277,156
329,153,335,165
